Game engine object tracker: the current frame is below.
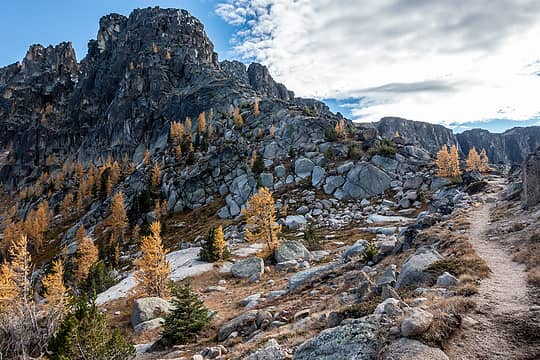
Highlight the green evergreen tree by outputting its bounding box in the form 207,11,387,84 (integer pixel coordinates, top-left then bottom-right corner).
48,296,135,360
199,226,230,262
162,281,212,344
251,154,265,175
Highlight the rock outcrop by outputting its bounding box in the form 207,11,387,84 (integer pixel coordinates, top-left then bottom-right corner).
523,146,540,207
457,127,540,164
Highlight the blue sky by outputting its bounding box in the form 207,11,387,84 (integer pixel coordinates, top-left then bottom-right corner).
2,1,540,133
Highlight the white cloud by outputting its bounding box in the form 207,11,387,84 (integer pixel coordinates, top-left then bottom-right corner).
216,0,540,125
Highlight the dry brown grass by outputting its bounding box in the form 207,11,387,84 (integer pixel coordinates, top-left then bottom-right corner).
420,296,475,346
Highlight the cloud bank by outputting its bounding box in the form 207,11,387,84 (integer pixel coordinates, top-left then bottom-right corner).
216,0,540,125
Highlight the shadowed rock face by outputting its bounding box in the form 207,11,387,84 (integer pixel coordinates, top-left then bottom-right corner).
457,127,540,164
523,147,540,207
371,117,460,155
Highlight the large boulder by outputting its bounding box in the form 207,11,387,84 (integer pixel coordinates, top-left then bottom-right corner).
295,158,315,179
231,257,264,279
131,297,173,327
341,240,368,261
380,338,449,360
342,162,392,200
284,215,307,230
523,147,540,207
275,240,310,263
401,308,434,337
323,175,345,194
218,310,259,341
288,263,337,291
396,247,442,290
293,315,383,359
247,339,288,360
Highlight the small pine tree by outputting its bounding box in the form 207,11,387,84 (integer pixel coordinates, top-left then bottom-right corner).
335,119,345,137
199,226,229,262
165,50,172,61
152,42,159,54
0,263,17,310
242,187,281,253
170,121,185,145
251,153,265,175
270,123,276,138
134,221,171,298
48,296,135,360
162,281,212,345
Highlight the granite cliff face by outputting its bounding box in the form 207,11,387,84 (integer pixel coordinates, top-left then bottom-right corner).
457,127,540,164
370,117,460,154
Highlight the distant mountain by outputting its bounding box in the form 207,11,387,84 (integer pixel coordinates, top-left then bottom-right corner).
364,117,540,164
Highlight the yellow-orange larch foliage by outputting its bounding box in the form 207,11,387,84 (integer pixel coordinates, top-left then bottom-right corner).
74,227,99,283
0,263,17,310
8,235,32,303
335,119,346,137
466,147,482,172
134,221,170,298
250,149,257,168
175,145,183,160
144,149,151,166
185,116,192,134
234,108,243,129
170,121,185,145
1,221,23,259
42,259,70,316
165,49,172,61
449,145,462,177
270,124,276,138
242,187,281,253
151,162,162,189
394,130,401,138
254,99,260,116
109,192,128,243
213,225,227,260
436,145,451,177
110,160,121,186
60,193,74,218
207,122,214,139
152,42,159,54
198,112,206,133
479,148,490,173
25,201,50,252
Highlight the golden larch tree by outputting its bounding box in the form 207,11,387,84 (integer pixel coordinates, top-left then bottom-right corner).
466,147,481,171
479,148,490,173
234,108,243,129
0,263,17,310
151,162,162,189
134,221,170,298
436,145,451,177
213,225,227,260
109,192,128,243
74,229,99,283
152,42,159,54
335,119,345,137
185,116,192,134
254,99,260,116
270,124,276,138
8,235,32,304
242,187,281,253
170,121,185,145
1,221,23,259
42,259,70,316
144,149,151,166
198,112,206,133
449,145,462,177
165,49,172,61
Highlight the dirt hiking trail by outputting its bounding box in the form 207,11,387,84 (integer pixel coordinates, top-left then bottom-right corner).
445,178,540,359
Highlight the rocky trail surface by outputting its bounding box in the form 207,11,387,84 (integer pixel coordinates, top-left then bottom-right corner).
446,178,540,359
